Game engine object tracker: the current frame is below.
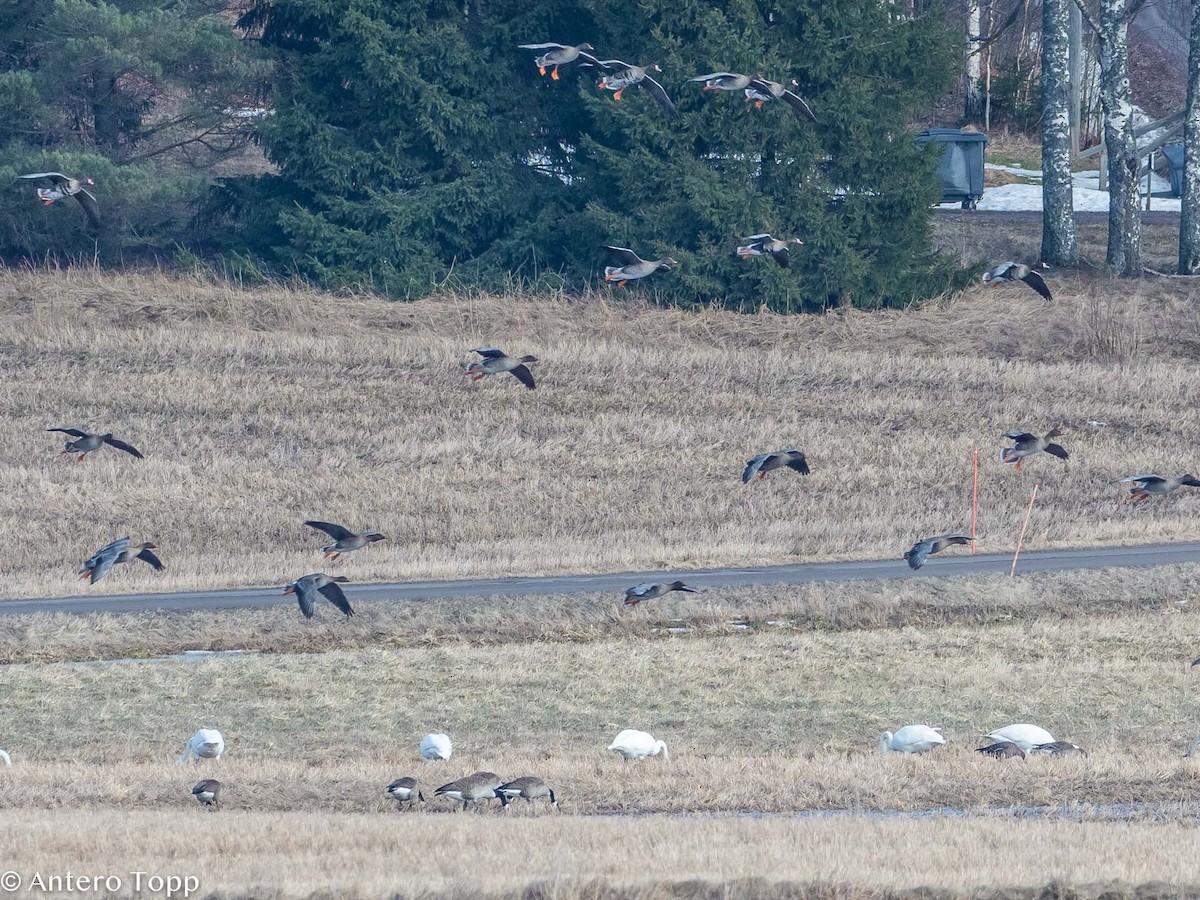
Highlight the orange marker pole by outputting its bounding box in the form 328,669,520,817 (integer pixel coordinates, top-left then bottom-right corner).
1010,483,1039,577
971,446,979,553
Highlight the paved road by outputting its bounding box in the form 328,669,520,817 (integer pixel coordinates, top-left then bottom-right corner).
5,541,1200,617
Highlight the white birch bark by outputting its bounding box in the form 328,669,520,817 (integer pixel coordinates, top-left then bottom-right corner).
1097,0,1142,276
1180,0,1200,274
965,0,984,121
1042,0,1078,265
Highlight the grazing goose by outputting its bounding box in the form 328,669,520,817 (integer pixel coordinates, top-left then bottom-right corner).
435,771,502,811
496,776,557,808
178,729,225,765
603,247,677,286
879,725,946,754
689,71,753,92
283,573,354,619
1031,741,1087,757
1186,736,1200,758
420,733,453,761
386,776,424,807
745,77,817,122
78,538,164,584
462,348,538,390
47,428,143,461
742,449,810,482
593,61,676,112
19,172,100,227
736,234,804,268
303,521,386,559
1112,474,1200,502
1001,429,1069,471
519,42,599,79
191,779,221,809
622,581,698,606
984,724,1055,752
982,262,1053,304
608,729,669,760
903,534,969,570
976,741,1026,760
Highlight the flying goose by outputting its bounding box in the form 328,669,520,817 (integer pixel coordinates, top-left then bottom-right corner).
603,246,677,286
982,262,1053,304
191,779,221,809
1001,429,1069,471
78,538,164,584
1030,741,1087,757
593,61,676,112
736,234,804,268
983,724,1055,752
303,521,386,559
608,729,669,760
462,348,538,390
745,77,817,122
976,741,1026,759
622,581,698,606
879,725,946,754
903,534,969,570
519,42,599,79
434,771,502,810
19,172,100,227
1112,474,1200,502
386,776,424,807
496,776,557,808
689,72,754,92
742,449,810,482
47,428,143,461
178,729,225,765
419,733,453,761
283,573,354,619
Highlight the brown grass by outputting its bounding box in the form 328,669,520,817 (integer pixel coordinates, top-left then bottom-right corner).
2,265,1200,600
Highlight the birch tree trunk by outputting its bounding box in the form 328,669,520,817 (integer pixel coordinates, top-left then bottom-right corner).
1097,0,1142,276
965,0,984,121
1181,0,1200,274
1041,0,1078,265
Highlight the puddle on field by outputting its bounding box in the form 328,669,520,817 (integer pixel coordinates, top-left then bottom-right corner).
2,649,257,668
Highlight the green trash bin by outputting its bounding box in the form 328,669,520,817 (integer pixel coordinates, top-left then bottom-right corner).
917,128,988,209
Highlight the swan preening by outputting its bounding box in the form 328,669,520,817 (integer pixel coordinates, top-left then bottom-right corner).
879,724,946,754
420,733,453,761
608,729,669,760
983,723,1055,752
178,728,225,765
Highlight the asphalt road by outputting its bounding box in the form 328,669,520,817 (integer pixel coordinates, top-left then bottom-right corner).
5,541,1200,617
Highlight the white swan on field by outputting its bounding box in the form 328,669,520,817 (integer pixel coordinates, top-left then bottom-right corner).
177,728,225,765
608,729,669,761
879,724,946,754
984,723,1055,752
0,750,10,766
420,733,453,761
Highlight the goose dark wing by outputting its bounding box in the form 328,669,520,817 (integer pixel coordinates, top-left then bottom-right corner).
780,89,817,122
47,427,88,438
518,42,569,50
509,365,536,390
1020,270,1054,303
1003,431,1037,443
639,74,677,113
74,188,101,229
102,435,144,459
785,453,810,475
472,347,508,359
304,520,356,541
84,538,131,583
135,547,165,571
769,246,791,267
605,246,643,267
294,583,316,618
742,453,769,483
904,538,933,569
1043,443,1069,461
318,580,355,617
19,172,71,184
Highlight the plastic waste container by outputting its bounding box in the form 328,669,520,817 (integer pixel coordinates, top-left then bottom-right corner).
917,128,988,209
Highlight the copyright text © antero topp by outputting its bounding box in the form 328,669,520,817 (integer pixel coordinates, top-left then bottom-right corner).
1,871,199,896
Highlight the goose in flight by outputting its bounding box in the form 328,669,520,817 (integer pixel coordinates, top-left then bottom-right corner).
496,776,557,807
742,449,810,482
1001,429,1068,471
608,729,669,760
593,61,676,112
19,172,100,227
736,234,804,268
982,262,1053,304
879,724,946,754
420,733,453,761
1112,473,1200,502
434,771,502,810
78,538,164,584
745,77,817,122
462,347,538,390
603,246,677,286
47,428,143,461
983,723,1055,752
689,72,753,92
903,534,969,570
518,42,599,79
283,573,354,619
303,521,386,559
622,581,698,606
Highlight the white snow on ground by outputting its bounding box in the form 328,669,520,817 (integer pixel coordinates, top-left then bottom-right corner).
939,164,1180,212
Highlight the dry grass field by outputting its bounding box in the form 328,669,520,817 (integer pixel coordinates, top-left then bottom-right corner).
1,260,1199,600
